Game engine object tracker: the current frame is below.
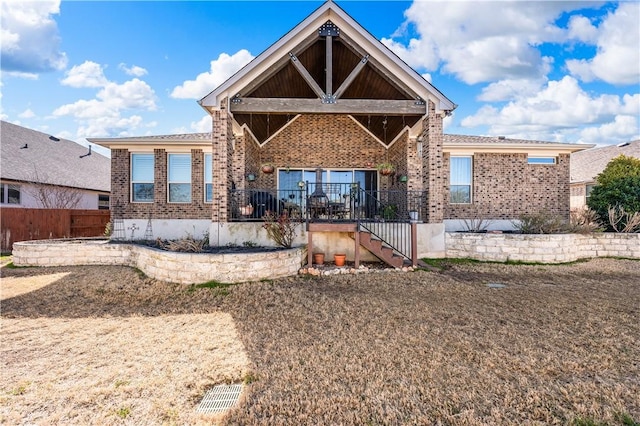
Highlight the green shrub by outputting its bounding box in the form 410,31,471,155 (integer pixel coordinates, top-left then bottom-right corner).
587,155,640,232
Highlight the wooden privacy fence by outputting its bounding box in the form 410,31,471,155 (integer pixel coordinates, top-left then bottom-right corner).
0,208,110,252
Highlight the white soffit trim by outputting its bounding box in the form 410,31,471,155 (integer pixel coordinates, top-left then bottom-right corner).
443,143,594,155
199,2,455,113
89,139,212,150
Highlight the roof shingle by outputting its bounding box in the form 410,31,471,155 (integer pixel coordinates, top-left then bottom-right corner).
1,121,110,192
570,140,640,183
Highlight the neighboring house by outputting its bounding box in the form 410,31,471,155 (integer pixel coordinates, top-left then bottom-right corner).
1,121,111,210
90,1,590,264
570,140,640,210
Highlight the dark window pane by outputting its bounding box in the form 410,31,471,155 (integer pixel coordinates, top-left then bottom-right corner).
133,183,154,202
205,183,213,202
450,185,471,203
8,184,20,204
169,183,191,203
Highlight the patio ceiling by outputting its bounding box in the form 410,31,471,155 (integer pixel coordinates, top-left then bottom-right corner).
231,24,425,145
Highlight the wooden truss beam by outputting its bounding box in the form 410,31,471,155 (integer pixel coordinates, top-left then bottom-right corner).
326,35,333,98
289,53,325,100
229,98,426,115
333,54,369,100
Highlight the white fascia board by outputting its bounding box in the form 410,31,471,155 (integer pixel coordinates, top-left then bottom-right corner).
88,138,212,151
200,2,456,114
443,143,595,155
329,9,455,112
199,3,333,109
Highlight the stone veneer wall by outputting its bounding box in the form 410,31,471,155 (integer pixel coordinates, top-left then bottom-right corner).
446,232,640,263
444,153,571,220
12,239,306,284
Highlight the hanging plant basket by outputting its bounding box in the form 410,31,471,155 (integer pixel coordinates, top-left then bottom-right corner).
261,164,275,174
377,163,395,176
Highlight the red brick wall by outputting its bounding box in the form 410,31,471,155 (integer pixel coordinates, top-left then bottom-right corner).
422,101,444,223
110,149,210,220
257,114,389,181
444,153,571,220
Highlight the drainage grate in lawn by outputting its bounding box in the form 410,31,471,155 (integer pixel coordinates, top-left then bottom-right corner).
487,282,507,289
197,383,243,414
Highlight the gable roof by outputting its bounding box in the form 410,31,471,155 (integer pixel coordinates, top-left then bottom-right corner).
570,139,640,184
199,1,455,113
1,121,110,192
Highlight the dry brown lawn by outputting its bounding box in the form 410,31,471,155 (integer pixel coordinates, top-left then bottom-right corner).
1,258,639,425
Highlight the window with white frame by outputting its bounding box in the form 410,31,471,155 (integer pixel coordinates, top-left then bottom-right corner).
131,153,154,202
204,153,213,203
168,153,191,203
450,156,472,204
527,156,556,164
0,183,21,205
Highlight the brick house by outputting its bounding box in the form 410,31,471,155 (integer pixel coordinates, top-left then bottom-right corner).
570,140,640,210
91,2,589,266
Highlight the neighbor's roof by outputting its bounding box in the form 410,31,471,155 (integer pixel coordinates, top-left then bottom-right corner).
1,120,110,192
570,139,640,184
444,134,594,153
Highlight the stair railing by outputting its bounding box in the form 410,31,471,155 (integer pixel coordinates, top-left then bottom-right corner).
356,188,421,262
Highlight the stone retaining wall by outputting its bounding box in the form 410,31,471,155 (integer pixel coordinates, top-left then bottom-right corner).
446,232,640,263
12,239,306,284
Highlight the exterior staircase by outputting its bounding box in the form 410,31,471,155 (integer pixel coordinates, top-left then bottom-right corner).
355,230,406,268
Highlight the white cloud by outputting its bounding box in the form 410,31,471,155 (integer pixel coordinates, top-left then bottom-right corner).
566,3,640,85
171,49,254,99
2,71,38,80
461,76,639,144
61,61,108,88
0,0,67,74
76,115,144,139
18,108,35,118
191,115,211,133
53,69,157,138
382,1,582,84
119,63,148,77
579,115,639,144
477,78,547,102
567,15,598,43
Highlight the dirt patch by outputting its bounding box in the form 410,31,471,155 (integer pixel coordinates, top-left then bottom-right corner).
1,259,639,425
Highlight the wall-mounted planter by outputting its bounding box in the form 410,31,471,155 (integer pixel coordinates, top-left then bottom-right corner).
261,164,275,174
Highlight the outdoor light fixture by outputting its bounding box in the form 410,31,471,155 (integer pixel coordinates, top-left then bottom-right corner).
246,173,256,182
297,180,306,188
399,175,408,183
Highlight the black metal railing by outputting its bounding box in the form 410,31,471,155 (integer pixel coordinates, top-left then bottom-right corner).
229,185,427,224
355,188,426,261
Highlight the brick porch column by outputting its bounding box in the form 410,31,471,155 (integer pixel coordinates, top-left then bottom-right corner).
422,100,444,223
211,99,234,222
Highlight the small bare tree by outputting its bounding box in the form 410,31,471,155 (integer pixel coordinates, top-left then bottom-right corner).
24,169,84,209
607,205,640,233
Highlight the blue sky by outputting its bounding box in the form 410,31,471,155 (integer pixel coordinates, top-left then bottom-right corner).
1,0,639,155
